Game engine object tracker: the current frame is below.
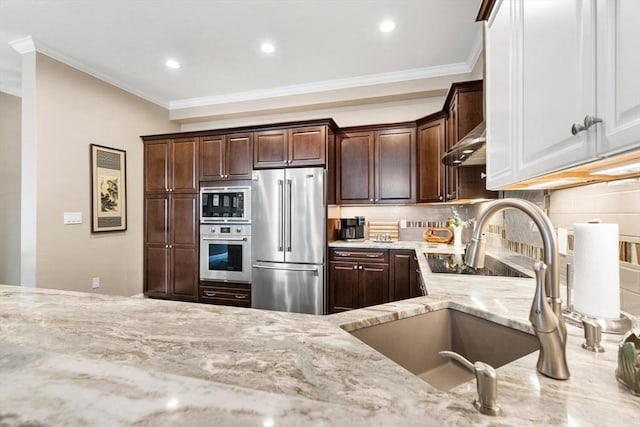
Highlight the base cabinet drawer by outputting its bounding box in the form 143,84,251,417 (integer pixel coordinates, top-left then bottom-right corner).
199,282,251,308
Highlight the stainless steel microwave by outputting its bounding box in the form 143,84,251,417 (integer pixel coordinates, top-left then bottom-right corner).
200,186,251,223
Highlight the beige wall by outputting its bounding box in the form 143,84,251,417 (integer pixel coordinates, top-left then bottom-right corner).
32,53,179,296
0,91,21,285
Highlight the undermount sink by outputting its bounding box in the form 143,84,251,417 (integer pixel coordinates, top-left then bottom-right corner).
350,309,539,391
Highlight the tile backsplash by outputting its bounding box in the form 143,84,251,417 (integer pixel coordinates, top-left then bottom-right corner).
470,180,640,316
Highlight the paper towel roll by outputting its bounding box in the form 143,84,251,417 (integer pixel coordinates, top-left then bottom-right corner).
573,222,620,319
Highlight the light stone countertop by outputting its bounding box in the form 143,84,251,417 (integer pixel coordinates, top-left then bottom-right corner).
1,243,639,426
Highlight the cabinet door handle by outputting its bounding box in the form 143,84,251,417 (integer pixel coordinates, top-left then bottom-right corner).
571,115,603,135
203,291,217,297
234,295,247,299
358,265,363,270
369,198,373,202
165,245,169,248
353,265,357,270
439,196,443,201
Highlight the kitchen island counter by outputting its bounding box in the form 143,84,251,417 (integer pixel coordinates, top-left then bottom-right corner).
1,257,639,426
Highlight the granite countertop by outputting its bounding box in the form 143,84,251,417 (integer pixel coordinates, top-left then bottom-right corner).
2,245,639,425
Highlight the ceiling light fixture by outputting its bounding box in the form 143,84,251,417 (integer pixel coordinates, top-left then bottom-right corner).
379,20,396,33
590,160,640,176
165,59,180,69
261,42,275,54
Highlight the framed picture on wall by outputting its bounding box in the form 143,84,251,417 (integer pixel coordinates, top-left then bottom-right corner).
90,144,127,233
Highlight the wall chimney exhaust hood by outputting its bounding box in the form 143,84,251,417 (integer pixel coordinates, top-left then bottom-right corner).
442,121,486,166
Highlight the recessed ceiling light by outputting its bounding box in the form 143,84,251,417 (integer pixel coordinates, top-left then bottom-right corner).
379,20,396,33
165,59,180,69
261,42,275,54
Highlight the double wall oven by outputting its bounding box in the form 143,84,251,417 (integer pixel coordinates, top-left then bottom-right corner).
200,186,252,284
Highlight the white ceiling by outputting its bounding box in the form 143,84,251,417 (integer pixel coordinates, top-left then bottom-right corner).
0,0,483,110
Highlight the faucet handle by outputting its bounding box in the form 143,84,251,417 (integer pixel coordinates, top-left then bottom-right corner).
582,319,605,353
439,351,501,416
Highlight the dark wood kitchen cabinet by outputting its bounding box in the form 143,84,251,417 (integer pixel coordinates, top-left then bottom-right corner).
416,113,447,203
200,133,252,181
143,136,199,302
336,126,415,204
443,80,496,200
253,125,327,168
329,248,390,313
144,193,199,301
144,137,198,193
199,281,251,308
389,249,422,301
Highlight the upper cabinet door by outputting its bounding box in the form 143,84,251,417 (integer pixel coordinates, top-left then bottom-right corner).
253,129,288,169
337,132,374,204
171,137,198,193
200,135,225,181
375,128,416,204
226,133,253,179
517,0,597,181
485,0,517,189
288,126,326,167
144,140,170,193
417,119,446,203
596,0,640,156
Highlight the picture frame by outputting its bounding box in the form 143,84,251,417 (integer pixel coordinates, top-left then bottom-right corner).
90,144,127,233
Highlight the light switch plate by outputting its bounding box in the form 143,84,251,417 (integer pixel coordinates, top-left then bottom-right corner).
63,212,82,225
557,228,568,255
400,219,407,229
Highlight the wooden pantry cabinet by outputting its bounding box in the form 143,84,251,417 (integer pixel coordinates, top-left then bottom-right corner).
143,137,199,301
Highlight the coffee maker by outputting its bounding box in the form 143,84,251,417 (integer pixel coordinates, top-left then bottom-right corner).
339,216,365,241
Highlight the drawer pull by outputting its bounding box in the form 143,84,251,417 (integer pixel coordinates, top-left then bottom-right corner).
365,253,383,258
234,295,247,300
335,251,353,257
204,291,217,297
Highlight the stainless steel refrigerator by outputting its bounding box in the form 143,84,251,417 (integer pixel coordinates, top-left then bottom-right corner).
251,167,325,314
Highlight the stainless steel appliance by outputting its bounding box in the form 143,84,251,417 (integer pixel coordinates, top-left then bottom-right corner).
251,167,325,315
200,224,252,283
200,186,251,223
339,217,365,241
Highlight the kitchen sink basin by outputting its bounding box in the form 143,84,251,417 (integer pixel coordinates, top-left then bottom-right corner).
350,309,539,391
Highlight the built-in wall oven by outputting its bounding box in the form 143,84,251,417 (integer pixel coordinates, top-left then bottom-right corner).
200,224,252,283
201,186,251,223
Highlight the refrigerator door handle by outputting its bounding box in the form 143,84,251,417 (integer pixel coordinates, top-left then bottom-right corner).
286,179,292,252
278,179,284,252
252,264,318,273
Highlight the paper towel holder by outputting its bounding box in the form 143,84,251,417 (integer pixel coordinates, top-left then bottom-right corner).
562,263,633,334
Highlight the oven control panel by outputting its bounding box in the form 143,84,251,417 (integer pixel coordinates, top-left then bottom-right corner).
200,224,251,237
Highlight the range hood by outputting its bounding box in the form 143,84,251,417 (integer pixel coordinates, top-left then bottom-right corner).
442,121,486,166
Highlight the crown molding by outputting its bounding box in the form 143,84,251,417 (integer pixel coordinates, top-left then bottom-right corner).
466,32,484,71
9,36,35,54
13,36,169,108
169,62,472,111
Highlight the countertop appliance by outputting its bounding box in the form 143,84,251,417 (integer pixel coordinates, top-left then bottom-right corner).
200,223,252,283
339,217,365,241
251,167,325,315
201,186,251,223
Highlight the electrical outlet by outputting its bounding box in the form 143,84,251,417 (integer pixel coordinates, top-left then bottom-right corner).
400,219,407,229
92,277,100,289
557,228,568,255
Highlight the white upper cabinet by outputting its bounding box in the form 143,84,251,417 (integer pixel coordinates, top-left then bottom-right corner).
596,0,640,155
485,0,517,189
485,0,640,189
